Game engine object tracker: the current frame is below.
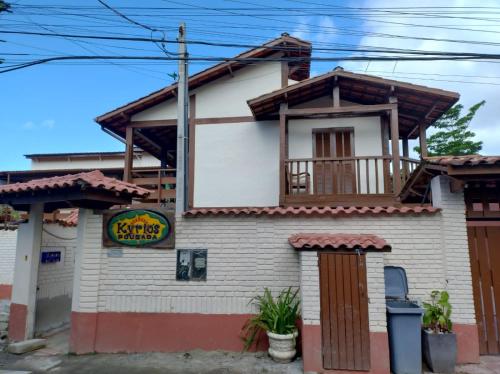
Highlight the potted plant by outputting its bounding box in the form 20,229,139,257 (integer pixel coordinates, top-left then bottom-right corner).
422,290,457,373
241,287,300,363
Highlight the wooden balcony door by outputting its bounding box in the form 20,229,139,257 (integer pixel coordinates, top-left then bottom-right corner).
313,128,356,194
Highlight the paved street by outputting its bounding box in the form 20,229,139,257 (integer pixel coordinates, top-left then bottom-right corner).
1,348,500,374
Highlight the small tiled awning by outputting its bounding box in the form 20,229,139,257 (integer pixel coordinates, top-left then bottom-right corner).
288,233,391,251
425,155,500,167
184,206,439,217
0,170,151,211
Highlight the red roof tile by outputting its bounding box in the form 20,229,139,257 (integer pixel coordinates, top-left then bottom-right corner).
0,170,151,197
425,155,500,167
184,205,439,217
44,209,79,227
289,233,391,251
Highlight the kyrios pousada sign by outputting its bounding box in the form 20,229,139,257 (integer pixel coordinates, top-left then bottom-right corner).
103,209,175,249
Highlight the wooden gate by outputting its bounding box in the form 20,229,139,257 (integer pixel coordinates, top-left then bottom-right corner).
468,225,500,355
319,252,370,370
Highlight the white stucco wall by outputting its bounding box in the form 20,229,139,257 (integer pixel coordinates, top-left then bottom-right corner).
194,121,280,207
131,61,283,122
131,97,177,122
0,229,17,286
288,117,384,194
30,154,160,171
193,62,282,118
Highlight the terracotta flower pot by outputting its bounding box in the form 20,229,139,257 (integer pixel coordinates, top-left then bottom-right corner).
266,330,298,363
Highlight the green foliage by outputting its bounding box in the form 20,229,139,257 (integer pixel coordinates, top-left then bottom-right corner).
414,101,485,156
0,1,11,13
423,290,453,333
0,205,20,226
241,287,300,351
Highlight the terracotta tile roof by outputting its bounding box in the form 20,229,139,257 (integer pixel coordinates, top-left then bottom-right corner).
0,170,151,197
44,209,79,227
289,233,391,251
425,155,500,166
184,205,439,217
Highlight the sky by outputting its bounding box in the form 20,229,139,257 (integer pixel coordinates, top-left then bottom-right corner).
1,0,500,170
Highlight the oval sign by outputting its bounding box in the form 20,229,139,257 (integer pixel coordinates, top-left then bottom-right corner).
107,210,170,247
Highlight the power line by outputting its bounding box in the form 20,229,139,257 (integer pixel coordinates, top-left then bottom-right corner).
4,29,500,56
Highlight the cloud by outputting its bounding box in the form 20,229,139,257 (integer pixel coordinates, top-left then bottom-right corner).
22,119,56,130
342,0,500,155
41,119,55,129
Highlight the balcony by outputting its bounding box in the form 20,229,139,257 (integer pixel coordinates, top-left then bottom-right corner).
284,156,420,206
130,168,176,204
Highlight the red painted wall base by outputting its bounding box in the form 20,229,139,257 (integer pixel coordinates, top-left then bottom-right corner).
0,284,12,300
302,324,390,374
70,311,268,354
454,323,480,364
8,303,27,342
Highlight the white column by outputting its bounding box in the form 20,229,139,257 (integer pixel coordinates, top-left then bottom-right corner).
11,202,44,339
71,208,101,313
431,175,476,325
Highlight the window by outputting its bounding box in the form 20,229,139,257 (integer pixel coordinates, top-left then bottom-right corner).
176,249,207,281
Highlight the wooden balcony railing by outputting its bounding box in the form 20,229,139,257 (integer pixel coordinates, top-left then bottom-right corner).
131,168,176,203
284,156,421,206
400,157,420,185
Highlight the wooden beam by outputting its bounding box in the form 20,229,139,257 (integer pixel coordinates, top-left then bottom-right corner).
195,116,254,125
124,126,134,183
129,120,177,128
408,103,439,138
284,103,396,117
419,122,428,158
390,105,402,195
134,129,161,154
448,166,500,176
279,102,288,206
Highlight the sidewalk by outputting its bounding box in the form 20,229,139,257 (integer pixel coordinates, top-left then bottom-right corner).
1,347,499,373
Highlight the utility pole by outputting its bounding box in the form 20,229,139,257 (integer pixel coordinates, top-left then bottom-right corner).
176,23,189,215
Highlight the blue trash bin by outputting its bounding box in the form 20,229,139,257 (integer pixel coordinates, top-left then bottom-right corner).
384,266,424,374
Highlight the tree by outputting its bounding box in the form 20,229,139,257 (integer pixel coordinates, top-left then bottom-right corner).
414,100,485,156
0,1,10,13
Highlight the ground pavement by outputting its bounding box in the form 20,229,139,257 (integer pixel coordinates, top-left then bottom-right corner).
0,330,499,374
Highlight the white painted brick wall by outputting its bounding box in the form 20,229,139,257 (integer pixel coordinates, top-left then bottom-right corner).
430,176,475,325
0,229,17,285
37,224,77,300
75,195,475,328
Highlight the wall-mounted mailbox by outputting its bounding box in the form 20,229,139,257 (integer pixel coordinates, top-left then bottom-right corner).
41,251,61,264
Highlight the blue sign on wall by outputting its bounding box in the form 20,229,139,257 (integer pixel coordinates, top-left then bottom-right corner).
41,251,61,264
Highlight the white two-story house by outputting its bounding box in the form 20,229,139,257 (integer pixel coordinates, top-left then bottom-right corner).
4,34,499,374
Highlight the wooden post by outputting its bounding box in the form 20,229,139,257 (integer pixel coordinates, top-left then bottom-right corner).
281,60,289,88
279,102,288,206
390,103,401,195
402,136,409,180
380,115,390,193
124,126,134,183
419,123,428,158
